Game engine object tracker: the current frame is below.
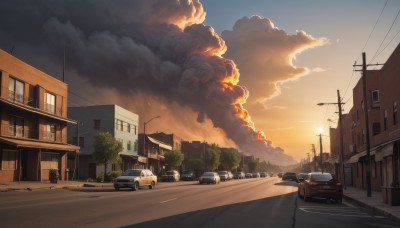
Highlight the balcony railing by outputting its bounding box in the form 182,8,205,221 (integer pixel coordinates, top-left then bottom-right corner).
1,123,65,143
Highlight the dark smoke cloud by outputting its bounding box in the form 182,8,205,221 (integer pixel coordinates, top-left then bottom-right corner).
0,0,296,165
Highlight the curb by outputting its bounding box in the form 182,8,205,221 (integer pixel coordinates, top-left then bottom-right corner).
343,195,400,224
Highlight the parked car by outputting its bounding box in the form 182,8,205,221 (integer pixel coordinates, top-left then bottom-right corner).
180,170,195,181
252,172,260,178
245,173,253,178
162,170,180,182
297,173,308,181
298,172,343,203
282,172,297,181
199,172,220,184
233,171,245,179
218,171,231,181
114,169,157,191
260,172,268,177
227,171,234,180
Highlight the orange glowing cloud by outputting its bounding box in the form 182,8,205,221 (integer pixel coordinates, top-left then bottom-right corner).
222,16,328,104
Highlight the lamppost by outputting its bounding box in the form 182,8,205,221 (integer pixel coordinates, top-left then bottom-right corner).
318,89,346,189
143,115,160,168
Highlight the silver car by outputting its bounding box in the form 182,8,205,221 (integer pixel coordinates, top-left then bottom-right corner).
114,169,157,191
199,172,220,184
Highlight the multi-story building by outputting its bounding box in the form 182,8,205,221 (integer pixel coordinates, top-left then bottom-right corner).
138,133,172,176
148,132,183,151
0,49,79,182
330,42,400,200
67,105,139,180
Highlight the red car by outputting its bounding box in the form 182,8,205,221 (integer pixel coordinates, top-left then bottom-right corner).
298,172,343,203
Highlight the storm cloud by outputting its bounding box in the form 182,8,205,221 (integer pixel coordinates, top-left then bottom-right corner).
0,0,297,165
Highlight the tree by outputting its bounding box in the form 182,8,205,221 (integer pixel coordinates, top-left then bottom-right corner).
164,150,184,170
220,148,241,171
248,159,259,172
204,144,221,171
92,132,123,181
187,159,204,170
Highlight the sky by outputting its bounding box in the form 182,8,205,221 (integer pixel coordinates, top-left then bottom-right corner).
1,0,400,165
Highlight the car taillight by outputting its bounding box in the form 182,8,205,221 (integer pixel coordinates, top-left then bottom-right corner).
336,182,342,186
308,182,318,186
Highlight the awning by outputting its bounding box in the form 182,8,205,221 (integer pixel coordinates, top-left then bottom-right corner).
147,136,172,150
1,98,77,124
375,143,394,162
0,136,80,152
345,149,377,164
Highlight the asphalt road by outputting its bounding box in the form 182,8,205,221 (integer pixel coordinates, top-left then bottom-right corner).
0,177,398,228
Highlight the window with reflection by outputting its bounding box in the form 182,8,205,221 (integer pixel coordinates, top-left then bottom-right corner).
44,92,55,114
8,77,24,103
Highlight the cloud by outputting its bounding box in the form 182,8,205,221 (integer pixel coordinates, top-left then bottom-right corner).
221,16,328,104
0,0,297,165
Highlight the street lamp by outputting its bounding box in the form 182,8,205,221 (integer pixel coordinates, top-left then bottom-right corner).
317,89,346,189
143,115,160,168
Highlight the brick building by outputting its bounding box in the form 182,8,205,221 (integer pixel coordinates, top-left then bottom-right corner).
0,49,79,182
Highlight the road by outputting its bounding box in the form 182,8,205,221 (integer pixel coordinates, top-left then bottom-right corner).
0,177,398,228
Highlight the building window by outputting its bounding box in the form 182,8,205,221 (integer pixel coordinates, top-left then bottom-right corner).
41,153,59,170
94,119,101,130
372,122,380,136
384,109,388,131
127,123,131,133
44,92,56,114
393,101,398,125
8,77,24,103
1,150,17,170
115,119,123,131
9,115,24,137
371,90,380,107
134,140,138,151
120,121,124,131
127,140,131,150
134,125,137,135
72,137,84,147
43,123,56,141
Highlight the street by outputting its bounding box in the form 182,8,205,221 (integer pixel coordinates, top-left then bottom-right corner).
0,177,398,228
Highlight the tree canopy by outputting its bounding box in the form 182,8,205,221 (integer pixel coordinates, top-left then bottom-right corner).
220,148,241,171
164,150,184,170
204,144,221,171
92,132,123,181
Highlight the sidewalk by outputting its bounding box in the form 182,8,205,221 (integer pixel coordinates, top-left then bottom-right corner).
0,180,113,192
343,187,400,224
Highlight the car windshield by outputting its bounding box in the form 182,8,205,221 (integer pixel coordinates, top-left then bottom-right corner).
166,171,175,175
218,171,227,175
123,170,141,176
311,174,334,181
203,172,215,176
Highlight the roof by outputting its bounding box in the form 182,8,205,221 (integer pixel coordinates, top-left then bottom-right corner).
0,137,80,152
147,136,172,150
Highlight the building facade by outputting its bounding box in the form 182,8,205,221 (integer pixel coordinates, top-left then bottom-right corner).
67,105,139,180
0,49,79,182
330,43,400,201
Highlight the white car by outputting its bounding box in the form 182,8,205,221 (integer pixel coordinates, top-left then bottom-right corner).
199,172,220,184
114,169,157,191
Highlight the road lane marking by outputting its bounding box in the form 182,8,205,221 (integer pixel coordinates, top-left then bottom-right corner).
298,206,370,217
160,198,177,203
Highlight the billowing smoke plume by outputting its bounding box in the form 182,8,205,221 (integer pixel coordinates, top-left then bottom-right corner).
0,0,296,165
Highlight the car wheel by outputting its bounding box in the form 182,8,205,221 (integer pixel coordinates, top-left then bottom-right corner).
132,182,139,191
149,181,155,189
303,190,309,202
115,187,120,191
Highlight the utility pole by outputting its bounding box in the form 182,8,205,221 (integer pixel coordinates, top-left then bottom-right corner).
319,133,323,173
362,52,372,197
311,144,316,172
337,90,346,189
353,53,383,197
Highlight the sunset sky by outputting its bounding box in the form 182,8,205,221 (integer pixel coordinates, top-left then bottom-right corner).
1,0,400,165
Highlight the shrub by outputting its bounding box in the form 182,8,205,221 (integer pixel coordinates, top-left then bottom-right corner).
49,169,59,183
96,173,104,183
106,170,123,182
